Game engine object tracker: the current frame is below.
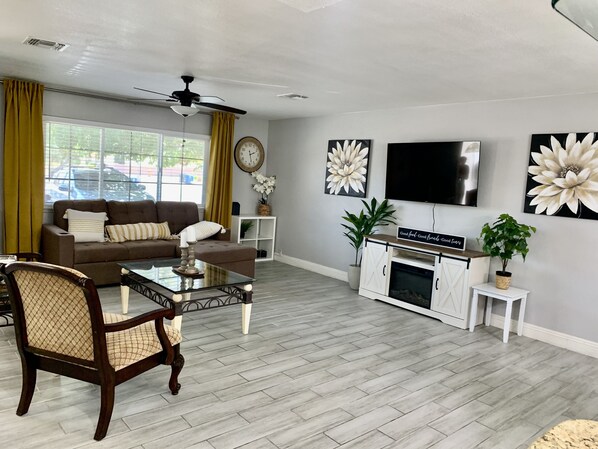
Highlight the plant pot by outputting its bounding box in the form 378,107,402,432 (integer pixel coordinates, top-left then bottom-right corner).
495,271,512,290
257,203,271,216
240,231,246,239
348,264,361,290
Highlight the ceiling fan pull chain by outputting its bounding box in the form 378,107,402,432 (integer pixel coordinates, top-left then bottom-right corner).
181,115,186,152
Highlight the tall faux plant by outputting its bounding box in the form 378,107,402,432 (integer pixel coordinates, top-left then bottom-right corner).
342,198,397,266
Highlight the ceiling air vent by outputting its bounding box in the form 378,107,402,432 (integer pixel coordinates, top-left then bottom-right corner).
277,93,309,100
22,36,69,52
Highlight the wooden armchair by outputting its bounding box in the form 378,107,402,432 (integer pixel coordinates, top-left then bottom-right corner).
0,261,184,440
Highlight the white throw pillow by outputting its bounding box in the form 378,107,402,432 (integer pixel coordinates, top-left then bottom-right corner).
179,221,224,242
63,209,107,243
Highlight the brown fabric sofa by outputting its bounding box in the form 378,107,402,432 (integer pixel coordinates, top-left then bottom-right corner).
41,199,256,285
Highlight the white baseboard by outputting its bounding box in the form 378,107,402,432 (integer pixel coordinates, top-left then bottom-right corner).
274,253,348,282
272,254,598,359
489,314,598,359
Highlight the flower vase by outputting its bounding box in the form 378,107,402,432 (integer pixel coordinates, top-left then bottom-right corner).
257,203,271,216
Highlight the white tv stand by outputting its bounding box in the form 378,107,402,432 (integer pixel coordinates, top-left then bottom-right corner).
359,234,489,329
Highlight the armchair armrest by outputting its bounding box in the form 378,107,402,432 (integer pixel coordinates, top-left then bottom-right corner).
41,224,75,267
104,308,174,332
105,308,177,363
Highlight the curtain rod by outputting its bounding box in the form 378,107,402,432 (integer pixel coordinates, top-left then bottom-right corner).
0,79,240,119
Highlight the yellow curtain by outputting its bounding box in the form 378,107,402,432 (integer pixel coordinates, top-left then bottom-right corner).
3,79,45,253
204,112,235,228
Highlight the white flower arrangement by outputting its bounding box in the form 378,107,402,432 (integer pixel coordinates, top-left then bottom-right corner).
251,172,276,204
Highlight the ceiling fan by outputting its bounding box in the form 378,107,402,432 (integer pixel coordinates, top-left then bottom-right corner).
134,75,247,116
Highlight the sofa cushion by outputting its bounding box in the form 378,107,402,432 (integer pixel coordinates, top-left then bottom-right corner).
192,240,257,265
156,201,199,234
107,200,158,225
53,199,108,231
121,240,178,260
106,222,171,243
74,242,130,264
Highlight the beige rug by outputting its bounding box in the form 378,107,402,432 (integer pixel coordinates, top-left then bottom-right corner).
528,419,598,448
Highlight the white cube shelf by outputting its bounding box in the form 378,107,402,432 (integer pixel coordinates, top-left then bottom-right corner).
232,215,277,262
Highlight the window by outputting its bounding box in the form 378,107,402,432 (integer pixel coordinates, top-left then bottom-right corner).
44,119,209,204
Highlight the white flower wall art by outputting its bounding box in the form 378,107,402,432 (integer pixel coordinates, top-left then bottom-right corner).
325,139,371,197
525,132,598,219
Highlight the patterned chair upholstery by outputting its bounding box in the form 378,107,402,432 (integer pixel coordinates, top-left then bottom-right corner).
1,261,184,441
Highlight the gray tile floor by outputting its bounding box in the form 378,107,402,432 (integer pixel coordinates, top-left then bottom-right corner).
1,261,598,448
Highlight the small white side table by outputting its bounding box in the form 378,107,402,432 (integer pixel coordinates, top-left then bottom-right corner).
469,282,529,343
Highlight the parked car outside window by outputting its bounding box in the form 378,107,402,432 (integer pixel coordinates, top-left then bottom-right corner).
45,167,155,203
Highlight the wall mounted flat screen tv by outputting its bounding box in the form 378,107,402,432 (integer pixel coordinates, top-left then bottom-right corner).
385,141,481,207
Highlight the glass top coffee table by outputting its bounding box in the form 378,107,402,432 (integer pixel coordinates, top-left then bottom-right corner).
119,258,254,334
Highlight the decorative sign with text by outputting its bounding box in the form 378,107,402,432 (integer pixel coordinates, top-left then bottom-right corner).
397,227,466,251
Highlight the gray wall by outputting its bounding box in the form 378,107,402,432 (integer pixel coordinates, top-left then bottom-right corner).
268,93,598,343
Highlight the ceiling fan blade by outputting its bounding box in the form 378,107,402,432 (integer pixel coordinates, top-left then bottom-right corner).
134,77,244,114
198,95,225,103
131,98,177,101
196,101,247,115
133,87,172,97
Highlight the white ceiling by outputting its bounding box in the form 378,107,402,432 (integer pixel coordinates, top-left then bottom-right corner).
1,0,598,120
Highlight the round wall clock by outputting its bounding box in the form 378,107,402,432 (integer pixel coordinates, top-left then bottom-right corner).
234,136,265,172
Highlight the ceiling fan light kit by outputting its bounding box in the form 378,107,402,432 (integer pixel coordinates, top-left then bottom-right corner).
170,104,199,117
552,0,598,42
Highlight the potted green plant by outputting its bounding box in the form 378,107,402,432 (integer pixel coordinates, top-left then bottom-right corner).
240,220,254,239
479,213,536,289
342,197,397,290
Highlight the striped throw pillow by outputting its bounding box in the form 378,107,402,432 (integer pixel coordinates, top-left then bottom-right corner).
106,222,171,243
63,209,107,243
